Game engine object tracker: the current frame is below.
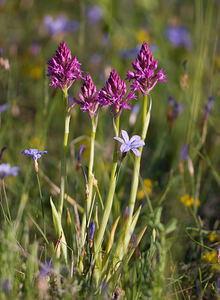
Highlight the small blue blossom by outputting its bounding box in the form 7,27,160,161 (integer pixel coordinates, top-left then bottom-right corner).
114,130,145,157
0,103,8,114
89,220,95,241
179,144,194,176
168,94,183,121
86,5,103,24
39,259,53,278
0,163,19,178
22,148,47,172
89,220,95,248
204,96,214,119
43,14,79,36
165,25,192,50
180,144,189,161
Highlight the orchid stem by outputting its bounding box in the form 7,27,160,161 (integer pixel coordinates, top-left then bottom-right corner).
81,115,97,248
59,88,71,217
94,112,120,256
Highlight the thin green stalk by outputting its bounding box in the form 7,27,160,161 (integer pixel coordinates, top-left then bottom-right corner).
2,179,12,223
128,95,152,223
36,172,45,236
59,88,71,216
0,187,10,224
94,113,120,256
114,95,151,262
81,115,97,247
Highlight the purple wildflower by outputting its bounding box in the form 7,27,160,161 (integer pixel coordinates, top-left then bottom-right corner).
44,15,79,36
3,279,11,294
0,163,19,178
98,69,136,113
0,103,8,114
89,220,95,240
76,144,86,172
204,96,214,120
114,130,145,157
22,148,47,173
126,41,166,95
180,144,189,161
165,25,192,50
89,220,95,248
0,46,2,57
179,144,194,177
39,259,53,278
86,5,103,24
168,94,183,121
0,146,7,163
74,73,99,117
47,41,83,92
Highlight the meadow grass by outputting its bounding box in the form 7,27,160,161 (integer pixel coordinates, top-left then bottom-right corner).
0,0,220,299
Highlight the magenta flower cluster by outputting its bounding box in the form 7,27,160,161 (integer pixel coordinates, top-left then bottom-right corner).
47,41,83,92
126,41,166,94
47,41,166,114
98,69,136,113
74,73,99,118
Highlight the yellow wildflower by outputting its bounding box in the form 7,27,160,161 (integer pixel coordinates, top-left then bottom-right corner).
137,178,153,200
202,251,217,264
136,28,150,44
180,194,200,207
29,66,42,80
209,233,216,242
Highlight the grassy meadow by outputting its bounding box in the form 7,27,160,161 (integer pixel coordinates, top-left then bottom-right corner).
0,0,220,299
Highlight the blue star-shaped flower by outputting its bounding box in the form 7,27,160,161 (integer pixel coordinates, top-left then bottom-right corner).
22,148,47,172
114,130,145,157
0,163,19,178
22,148,47,162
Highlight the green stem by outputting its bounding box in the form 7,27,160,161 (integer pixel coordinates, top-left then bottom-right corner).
114,95,151,262
36,172,45,236
128,95,152,222
59,88,71,216
81,115,97,247
94,113,120,255
2,179,12,224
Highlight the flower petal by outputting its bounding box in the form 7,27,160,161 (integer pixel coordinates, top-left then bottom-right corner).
129,135,141,144
114,137,124,144
131,140,145,148
121,130,129,143
131,148,141,157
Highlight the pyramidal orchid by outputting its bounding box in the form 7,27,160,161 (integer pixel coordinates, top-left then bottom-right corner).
126,41,166,95
98,69,136,114
74,73,99,118
47,41,83,92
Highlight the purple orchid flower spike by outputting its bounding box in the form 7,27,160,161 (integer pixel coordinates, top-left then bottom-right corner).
114,130,145,157
47,41,83,92
74,73,99,118
98,69,136,114
22,148,47,173
126,41,166,95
